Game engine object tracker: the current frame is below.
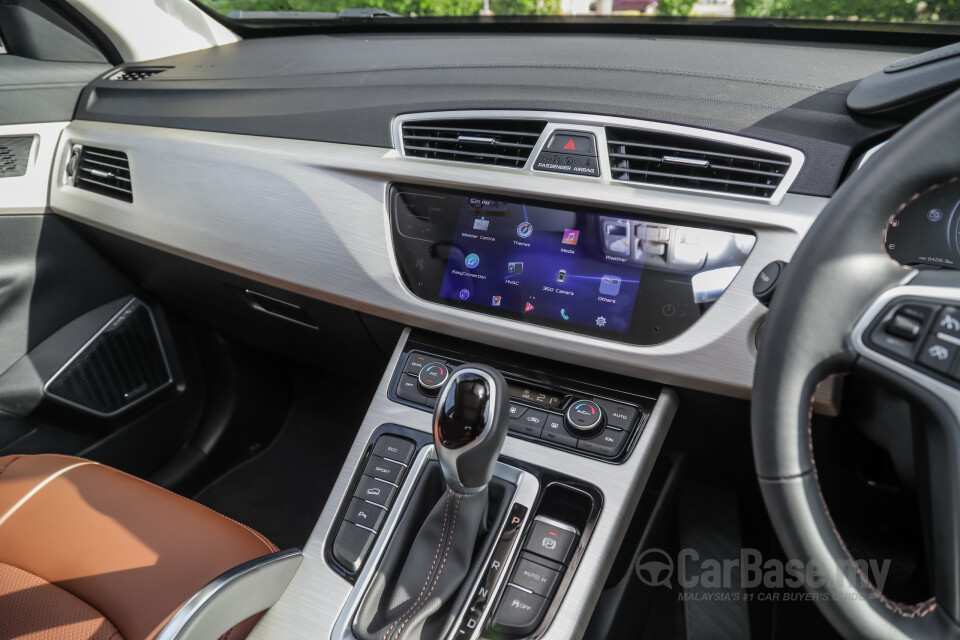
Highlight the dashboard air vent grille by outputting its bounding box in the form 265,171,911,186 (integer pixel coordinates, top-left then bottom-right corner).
72,146,132,202
0,136,33,178
401,119,546,168
109,67,168,81
606,127,792,199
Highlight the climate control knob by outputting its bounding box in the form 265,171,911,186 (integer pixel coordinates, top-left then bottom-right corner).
565,400,605,438
418,362,450,395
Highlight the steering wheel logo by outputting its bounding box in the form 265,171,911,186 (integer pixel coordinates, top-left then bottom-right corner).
635,549,674,588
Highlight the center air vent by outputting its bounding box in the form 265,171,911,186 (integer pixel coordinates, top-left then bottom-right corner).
109,67,168,81
400,119,546,169
606,127,794,200
70,146,132,202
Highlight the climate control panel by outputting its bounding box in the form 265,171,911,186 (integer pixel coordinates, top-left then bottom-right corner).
391,347,649,462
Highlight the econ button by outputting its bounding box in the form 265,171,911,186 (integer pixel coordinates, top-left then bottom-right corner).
545,131,597,156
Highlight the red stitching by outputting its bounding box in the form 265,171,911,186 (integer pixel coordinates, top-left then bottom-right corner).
382,489,452,640
391,491,462,640
807,377,936,618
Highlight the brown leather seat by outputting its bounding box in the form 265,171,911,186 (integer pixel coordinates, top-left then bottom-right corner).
0,454,278,640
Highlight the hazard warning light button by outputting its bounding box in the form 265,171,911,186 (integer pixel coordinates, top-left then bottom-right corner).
544,131,596,156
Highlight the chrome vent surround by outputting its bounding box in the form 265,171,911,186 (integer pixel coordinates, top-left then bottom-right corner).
606,127,792,200
70,146,132,202
109,67,168,81
400,119,546,169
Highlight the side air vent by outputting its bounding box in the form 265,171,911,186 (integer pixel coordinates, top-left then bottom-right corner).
606,127,793,200
109,67,168,81
70,146,132,202
401,119,546,169
0,135,33,178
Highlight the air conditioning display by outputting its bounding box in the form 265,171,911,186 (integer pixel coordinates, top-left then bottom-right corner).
391,184,756,345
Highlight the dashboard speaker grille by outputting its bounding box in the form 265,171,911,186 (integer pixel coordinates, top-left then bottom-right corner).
45,300,172,417
109,67,168,81
401,119,546,168
606,127,792,199
0,136,33,178
72,146,133,202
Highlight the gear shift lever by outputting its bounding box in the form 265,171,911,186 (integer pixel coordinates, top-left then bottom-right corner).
434,364,510,494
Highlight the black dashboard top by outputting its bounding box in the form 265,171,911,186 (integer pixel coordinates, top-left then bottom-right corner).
75,33,920,197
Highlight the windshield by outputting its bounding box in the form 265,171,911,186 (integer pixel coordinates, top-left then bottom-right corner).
197,0,960,22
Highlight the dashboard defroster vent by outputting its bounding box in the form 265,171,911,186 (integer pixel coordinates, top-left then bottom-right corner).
71,146,132,202
109,67,169,81
401,119,546,169
606,127,793,200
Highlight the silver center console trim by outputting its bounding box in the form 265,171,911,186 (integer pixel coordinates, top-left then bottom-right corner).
50,120,826,398
245,328,678,640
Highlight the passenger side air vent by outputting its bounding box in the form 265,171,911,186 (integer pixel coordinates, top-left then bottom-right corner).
0,136,33,178
70,146,132,203
606,127,793,200
401,119,546,169
109,67,168,81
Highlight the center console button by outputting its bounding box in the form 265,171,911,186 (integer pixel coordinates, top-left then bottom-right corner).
354,475,397,508
577,427,629,457
511,408,547,438
345,497,386,531
403,352,432,375
541,414,577,447
332,522,376,573
396,374,427,405
508,403,528,419
565,400,605,438
363,456,406,485
372,436,415,465
523,517,579,565
510,557,561,598
544,131,597,156
593,399,638,430
491,585,549,636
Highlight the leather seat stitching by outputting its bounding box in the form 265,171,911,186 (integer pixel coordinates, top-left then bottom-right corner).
381,489,452,640
391,491,462,640
806,378,936,618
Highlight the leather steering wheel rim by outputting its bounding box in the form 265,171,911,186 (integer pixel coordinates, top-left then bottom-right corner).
753,87,960,639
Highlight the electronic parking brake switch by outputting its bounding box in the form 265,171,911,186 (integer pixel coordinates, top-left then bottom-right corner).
492,516,580,636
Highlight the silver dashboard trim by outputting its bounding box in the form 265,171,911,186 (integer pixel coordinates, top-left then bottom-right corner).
51,121,826,398
245,328,679,640
393,110,805,206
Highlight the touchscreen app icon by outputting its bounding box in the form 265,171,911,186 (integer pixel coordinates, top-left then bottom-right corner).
465,253,480,269
524,302,535,313
473,217,490,231
517,222,534,239
459,289,470,300
507,262,524,275
562,229,580,245
557,269,567,284
492,295,502,306
560,308,570,320
599,275,622,296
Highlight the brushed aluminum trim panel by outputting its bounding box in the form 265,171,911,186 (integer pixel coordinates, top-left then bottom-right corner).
50,120,825,398
394,110,805,206
244,329,679,640
0,122,68,215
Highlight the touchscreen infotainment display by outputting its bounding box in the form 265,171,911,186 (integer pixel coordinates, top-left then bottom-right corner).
438,198,641,334
391,185,756,345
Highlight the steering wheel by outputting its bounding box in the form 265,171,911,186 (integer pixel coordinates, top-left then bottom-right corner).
753,86,960,639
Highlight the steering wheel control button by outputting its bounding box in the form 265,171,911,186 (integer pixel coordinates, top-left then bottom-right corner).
353,475,397,508
403,352,432,375
577,427,629,457
869,303,939,360
491,585,549,636
363,456,405,485
752,260,786,307
344,497,386,532
510,557,561,598
417,362,449,394
396,374,428,405
524,517,579,565
545,131,597,156
593,399,638,430
372,436,415,465
918,335,959,374
565,400,604,438
332,522,377,573
934,307,960,340
541,414,577,447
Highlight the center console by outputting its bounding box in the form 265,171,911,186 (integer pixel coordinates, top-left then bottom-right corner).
247,330,677,640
